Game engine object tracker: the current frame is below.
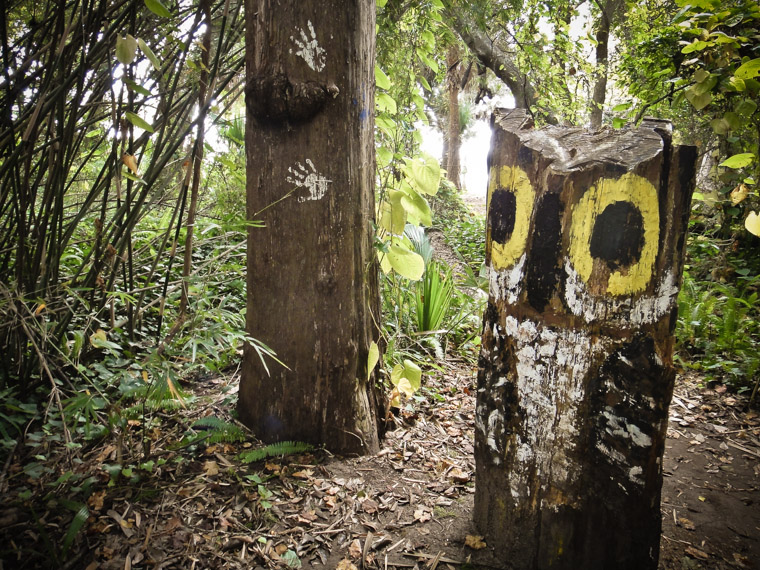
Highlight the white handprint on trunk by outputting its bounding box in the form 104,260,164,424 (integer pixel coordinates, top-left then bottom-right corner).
287,159,331,202
290,21,326,72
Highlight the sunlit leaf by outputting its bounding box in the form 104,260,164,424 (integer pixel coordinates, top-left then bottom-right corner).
719,153,755,169
404,153,441,196
116,34,137,65
735,58,760,80
730,184,749,205
745,211,760,237
121,153,139,174
376,92,397,114
137,38,161,71
684,87,711,110
144,0,171,18
367,341,379,381
374,65,391,90
387,243,424,280
125,112,154,133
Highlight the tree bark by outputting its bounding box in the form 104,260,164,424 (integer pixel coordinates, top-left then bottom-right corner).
240,0,383,455
589,0,622,129
475,109,696,569
446,44,461,190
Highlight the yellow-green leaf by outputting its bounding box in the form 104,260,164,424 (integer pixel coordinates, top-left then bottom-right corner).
745,211,760,237
719,153,755,169
125,112,154,133
116,34,137,65
735,58,760,80
367,342,379,381
402,359,421,391
375,65,391,90
405,153,441,196
387,244,424,281
144,0,171,18
137,38,161,71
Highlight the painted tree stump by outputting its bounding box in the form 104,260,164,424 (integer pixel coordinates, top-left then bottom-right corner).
475,109,696,569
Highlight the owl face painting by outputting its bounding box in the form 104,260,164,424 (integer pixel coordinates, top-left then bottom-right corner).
475,109,696,569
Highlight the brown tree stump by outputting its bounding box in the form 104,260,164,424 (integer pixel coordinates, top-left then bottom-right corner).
239,0,383,455
475,109,696,569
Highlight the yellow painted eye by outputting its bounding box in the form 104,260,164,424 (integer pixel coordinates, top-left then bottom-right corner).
487,165,535,271
567,173,659,296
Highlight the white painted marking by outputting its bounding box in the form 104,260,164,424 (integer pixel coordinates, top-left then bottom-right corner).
488,253,526,303
290,20,326,72
287,159,331,202
564,260,679,326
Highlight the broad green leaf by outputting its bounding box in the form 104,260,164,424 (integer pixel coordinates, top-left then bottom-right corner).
611,102,632,112
375,65,391,90
735,58,760,80
419,76,431,91
376,92,397,114
405,153,441,196
125,112,154,133
723,111,741,130
377,145,393,166
123,77,151,96
681,40,708,54
378,190,406,234
367,342,379,381
735,98,757,117
145,0,171,18
399,185,432,226
692,75,717,95
693,69,709,83
387,244,424,280
116,34,137,65
710,118,728,135
612,117,626,129
728,76,746,92
377,0,388,7
402,359,422,391
745,211,760,237
137,38,161,71
685,87,712,110
719,153,755,169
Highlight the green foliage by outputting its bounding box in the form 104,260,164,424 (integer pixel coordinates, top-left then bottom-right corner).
676,231,760,394
186,416,246,445
239,441,314,464
415,261,454,332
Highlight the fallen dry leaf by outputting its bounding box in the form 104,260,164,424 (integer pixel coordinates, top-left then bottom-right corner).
448,467,470,484
87,490,106,511
684,546,709,560
348,538,362,560
336,560,359,570
121,153,139,175
465,534,487,549
678,517,696,530
292,469,313,479
362,498,379,514
413,508,431,523
203,460,219,476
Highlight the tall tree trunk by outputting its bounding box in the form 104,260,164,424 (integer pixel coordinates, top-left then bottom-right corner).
476,109,696,569
239,0,383,455
446,45,461,190
590,0,621,129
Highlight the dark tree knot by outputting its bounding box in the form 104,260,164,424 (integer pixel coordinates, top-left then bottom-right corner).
246,73,330,125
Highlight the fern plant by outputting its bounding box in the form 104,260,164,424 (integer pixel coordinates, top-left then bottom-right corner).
186,416,246,445
239,441,314,464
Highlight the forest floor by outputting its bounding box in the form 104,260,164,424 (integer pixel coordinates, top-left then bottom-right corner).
1,208,759,569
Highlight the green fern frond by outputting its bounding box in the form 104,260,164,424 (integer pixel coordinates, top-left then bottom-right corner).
239,441,314,464
190,416,246,444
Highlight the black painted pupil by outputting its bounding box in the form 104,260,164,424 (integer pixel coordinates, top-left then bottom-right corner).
589,201,645,270
490,189,516,244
